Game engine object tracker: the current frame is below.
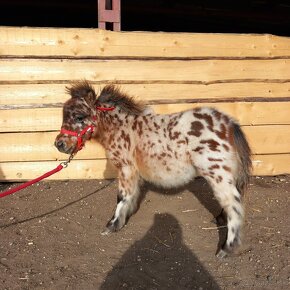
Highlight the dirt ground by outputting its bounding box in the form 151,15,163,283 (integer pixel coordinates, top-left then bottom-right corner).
0,175,289,290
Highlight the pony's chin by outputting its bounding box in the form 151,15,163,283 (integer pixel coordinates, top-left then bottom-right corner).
59,146,75,155
68,146,77,155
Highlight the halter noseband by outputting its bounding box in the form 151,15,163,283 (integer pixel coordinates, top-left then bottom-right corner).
59,106,115,151
60,125,94,151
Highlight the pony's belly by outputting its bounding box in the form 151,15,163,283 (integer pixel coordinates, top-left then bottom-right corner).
139,161,197,188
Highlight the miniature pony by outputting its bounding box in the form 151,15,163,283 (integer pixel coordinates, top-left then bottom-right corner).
55,81,251,257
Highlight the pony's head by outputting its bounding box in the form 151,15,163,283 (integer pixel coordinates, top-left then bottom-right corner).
55,81,146,154
55,81,97,154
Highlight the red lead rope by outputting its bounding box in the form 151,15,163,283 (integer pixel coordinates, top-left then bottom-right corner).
0,164,64,198
0,106,115,198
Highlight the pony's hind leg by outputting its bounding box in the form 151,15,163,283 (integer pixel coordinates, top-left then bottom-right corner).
102,166,140,235
204,175,244,258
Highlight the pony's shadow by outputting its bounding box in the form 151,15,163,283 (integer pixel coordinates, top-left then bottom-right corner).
140,177,227,254
100,213,221,290
0,166,11,191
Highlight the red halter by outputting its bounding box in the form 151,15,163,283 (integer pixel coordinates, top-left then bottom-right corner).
60,125,94,151
59,106,115,151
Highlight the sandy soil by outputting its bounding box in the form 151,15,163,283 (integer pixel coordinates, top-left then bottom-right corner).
0,175,289,290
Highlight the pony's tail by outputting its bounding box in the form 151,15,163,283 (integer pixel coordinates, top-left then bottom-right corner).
232,122,252,195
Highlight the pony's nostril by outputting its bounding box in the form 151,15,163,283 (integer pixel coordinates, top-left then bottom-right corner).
56,140,65,150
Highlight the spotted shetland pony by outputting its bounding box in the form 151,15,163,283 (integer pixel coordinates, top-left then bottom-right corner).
55,81,251,258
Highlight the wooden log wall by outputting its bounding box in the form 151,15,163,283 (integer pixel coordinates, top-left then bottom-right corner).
0,27,290,181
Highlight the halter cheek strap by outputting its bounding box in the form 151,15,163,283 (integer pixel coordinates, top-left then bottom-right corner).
60,125,94,151
96,106,115,112
59,106,115,151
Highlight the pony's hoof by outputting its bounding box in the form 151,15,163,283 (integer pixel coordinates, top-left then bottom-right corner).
101,228,113,236
216,249,228,259
101,217,121,235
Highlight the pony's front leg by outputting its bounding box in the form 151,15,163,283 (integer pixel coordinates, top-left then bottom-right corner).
102,166,140,235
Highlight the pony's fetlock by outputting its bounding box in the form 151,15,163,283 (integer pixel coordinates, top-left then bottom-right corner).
216,234,241,258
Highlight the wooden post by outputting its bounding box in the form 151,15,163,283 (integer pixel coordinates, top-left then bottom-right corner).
98,0,121,31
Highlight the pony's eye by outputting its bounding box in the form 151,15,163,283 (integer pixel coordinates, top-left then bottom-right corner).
75,115,85,123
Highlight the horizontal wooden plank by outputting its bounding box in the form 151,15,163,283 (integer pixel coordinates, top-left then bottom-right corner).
1,102,289,133
243,126,290,155
0,154,289,181
0,59,290,82
0,125,289,162
0,159,117,181
0,132,106,162
1,82,290,106
252,154,290,176
153,102,290,126
1,27,290,58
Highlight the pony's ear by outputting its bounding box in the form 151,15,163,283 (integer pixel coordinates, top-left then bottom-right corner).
84,91,96,107
66,81,96,105
97,84,145,114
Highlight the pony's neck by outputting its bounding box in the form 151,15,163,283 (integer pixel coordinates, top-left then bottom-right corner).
94,110,128,148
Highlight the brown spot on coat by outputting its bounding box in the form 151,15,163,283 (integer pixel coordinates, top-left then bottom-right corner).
223,115,230,124
208,157,223,162
142,115,149,125
120,130,131,150
201,139,220,151
234,195,241,203
222,144,230,151
233,206,242,217
215,123,227,140
193,146,204,152
223,165,232,172
132,120,137,131
137,121,143,136
169,131,181,140
194,112,214,129
213,110,222,121
209,164,220,170
228,125,235,145
188,121,204,137
153,122,161,130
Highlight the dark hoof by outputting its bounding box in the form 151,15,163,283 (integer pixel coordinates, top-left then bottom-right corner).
101,217,121,236
216,237,241,258
101,226,114,236
216,248,228,259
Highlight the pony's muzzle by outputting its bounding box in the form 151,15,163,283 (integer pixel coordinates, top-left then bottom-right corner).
55,139,65,152
55,135,75,154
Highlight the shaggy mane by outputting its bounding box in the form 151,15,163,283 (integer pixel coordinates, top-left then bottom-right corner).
66,80,96,99
98,84,145,115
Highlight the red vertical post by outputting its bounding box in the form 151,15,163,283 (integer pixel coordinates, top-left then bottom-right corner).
98,0,121,31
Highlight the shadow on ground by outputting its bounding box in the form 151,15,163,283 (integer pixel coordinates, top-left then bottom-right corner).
100,213,221,290
140,177,228,255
